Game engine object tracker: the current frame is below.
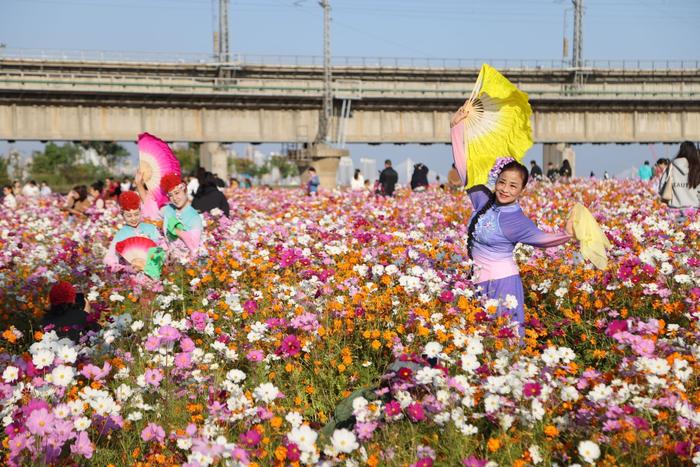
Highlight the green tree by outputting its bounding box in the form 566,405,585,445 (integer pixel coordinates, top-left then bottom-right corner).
269,155,299,179
0,156,9,186
231,158,270,183
30,143,110,192
173,143,200,175
79,141,130,168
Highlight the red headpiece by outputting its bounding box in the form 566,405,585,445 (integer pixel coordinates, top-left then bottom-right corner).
160,173,183,194
118,191,141,211
49,281,76,307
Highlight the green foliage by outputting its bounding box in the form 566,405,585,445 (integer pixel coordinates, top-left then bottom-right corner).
173,143,200,176
78,141,130,168
270,155,299,179
231,157,270,181
29,143,111,192
0,155,9,186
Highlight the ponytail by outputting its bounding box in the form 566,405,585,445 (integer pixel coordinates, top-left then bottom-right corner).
467,191,496,259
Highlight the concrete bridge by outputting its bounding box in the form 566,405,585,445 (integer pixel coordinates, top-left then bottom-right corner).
1,51,699,179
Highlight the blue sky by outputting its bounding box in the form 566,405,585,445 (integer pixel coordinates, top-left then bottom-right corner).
1,0,699,177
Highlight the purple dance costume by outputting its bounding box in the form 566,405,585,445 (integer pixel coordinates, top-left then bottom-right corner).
468,185,571,332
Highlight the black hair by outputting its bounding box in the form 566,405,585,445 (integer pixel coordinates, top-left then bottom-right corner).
675,141,700,189
3,184,11,191
47,293,85,317
73,185,88,202
90,182,103,192
354,169,361,180
384,159,392,166
466,161,528,259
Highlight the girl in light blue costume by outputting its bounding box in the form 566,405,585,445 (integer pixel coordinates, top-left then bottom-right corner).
104,191,162,269
467,158,575,336
139,172,203,257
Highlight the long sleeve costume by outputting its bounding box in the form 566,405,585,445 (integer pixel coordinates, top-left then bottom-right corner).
468,185,570,332
141,197,203,256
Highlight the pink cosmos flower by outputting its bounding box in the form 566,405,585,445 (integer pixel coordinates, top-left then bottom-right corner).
246,350,264,362
406,402,425,422
158,325,180,342
276,335,301,357
144,335,161,352
141,423,166,443
26,408,54,436
286,443,301,462
523,382,542,398
174,352,192,369
190,312,208,331
144,368,164,387
239,428,262,447
414,458,434,467
70,431,94,459
385,400,402,418
180,337,196,352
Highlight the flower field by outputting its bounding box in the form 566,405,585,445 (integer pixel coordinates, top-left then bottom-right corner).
1,179,699,466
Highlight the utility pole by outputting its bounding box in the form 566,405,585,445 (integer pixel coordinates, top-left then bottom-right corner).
315,0,332,143
571,0,583,68
218,0,230,62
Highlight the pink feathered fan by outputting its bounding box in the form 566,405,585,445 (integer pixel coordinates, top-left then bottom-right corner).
115,236,158,268
138,133,181,207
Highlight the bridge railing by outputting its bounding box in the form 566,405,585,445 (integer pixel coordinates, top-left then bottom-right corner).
1,71,698,100
2,48,699,70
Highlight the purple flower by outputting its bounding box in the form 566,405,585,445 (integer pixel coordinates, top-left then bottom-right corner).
463,455,488,467
414,458,434,467
180,337,196,352
141,423,166,443
25,408,54,436
144,368,164,387
355,421,377,441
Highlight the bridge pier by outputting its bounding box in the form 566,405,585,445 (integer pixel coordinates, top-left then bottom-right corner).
199,143,229,181
294,143,349,189
543,143,576,177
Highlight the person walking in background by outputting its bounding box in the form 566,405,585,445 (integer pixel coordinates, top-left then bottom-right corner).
2,185,17,210
103,177,121,200
604,171,610,180
559,159,572,183
638,160,653,181
39,181,52,197
654,158,670,179
192,172,230,217
659,141,700,215
529,160,543,180
350,169,365,191
378,159,398,196
410,163,429,192
448,163,463,191
306,167,320,196
546,162,558,182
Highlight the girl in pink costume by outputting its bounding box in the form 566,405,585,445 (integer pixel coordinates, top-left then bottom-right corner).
467,158,574,335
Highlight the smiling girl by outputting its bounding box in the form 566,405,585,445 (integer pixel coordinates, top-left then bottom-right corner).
467,157,574,335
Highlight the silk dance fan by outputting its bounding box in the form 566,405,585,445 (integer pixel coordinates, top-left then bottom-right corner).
138,132,181,207
450,64,533,188
115,236,165,280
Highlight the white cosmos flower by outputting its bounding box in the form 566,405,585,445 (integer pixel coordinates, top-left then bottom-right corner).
74,417,91,431
56,345,77,364
50,365,75,387
285,411,303,429
578,440,600,464
287,424,318,452
253,383,279,404
32,349,55,369
331,428,359,454
2,366,19,383
423,342,442,358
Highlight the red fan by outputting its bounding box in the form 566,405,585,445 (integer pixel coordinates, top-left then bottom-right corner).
115,236,158,269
